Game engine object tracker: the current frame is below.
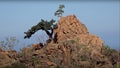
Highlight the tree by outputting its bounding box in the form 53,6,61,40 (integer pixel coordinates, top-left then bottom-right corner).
0,37,19,50
54,4,65,17
24,19,57,40
24,4,65,43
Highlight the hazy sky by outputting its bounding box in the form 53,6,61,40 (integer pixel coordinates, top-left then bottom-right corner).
0,1,119,50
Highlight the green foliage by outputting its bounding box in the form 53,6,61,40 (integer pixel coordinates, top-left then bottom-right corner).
72,63,84,68
101,45,119,67
31,56,38,62
54,4,65,17
4,62,26,68
24,19,57,39
0,53,5,59
24,4,65,44
76,38,80,42
69,40,76,44
76,45,80,51
116,64,119,68
101,45,113,56
0,37,19,50
55,65,65,68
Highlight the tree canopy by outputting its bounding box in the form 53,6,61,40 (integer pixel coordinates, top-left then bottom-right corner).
54,4,65,17
24,19,57,39
24,4,65,43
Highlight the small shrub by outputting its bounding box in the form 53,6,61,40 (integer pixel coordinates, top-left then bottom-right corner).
69,40,76,44
76,45,80,51
55,65,65,68
0,53,5,59
76,37,80,42
101,45,113,56
0,37,19,50
72,62,84,68
5,62,26,68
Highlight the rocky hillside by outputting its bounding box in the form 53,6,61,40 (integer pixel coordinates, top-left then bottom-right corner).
0,15,120,68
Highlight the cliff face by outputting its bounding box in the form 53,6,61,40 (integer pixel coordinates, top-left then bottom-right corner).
54,15,103,47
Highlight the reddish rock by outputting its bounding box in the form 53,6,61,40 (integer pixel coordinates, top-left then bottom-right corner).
32,43,43,50
0,50,17,67
0,48,3,52
54,15,103,47
7,50,17,59
46,61,56,66
79,61,90,67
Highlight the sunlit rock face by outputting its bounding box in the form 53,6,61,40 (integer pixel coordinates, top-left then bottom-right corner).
54,15,103,47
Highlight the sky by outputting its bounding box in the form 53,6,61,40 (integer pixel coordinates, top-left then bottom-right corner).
0,1,119,50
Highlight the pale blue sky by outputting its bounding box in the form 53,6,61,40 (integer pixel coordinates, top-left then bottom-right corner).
0,1,119,50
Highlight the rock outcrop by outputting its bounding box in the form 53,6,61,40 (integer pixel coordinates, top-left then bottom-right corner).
0,15,119,68
0,50,17,68
54,15,103,47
